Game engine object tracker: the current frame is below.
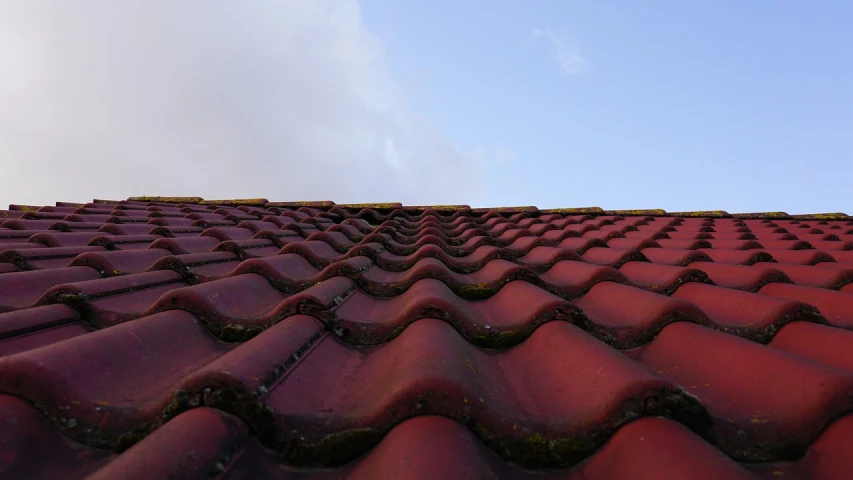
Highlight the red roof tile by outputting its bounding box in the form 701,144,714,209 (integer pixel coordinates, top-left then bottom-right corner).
1,198,853,478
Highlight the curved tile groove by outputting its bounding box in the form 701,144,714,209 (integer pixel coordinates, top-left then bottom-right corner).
219,416,756,480
151,275,355,340
246,319,712,468
234,253,626,302
328,278,586,347
0,312,323,452
672,283,828,343
626,321,853,461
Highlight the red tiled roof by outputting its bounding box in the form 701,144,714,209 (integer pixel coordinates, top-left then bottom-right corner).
1,198,853,479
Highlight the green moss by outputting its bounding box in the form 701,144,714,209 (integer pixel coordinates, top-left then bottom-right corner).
127,196,204,204
604,209,667,216
389,324,407,341
161,389,190,421
53,292,88,309
220,324,264,342
313,428,381,465
792,212,850,220
200,198,269,206
469,329,526,349
549,437,585,462
114,429,148,453
493,329,526,348
539,207,604,214
480,206,539,213
267,201,335,208
405,205,470,212
512,433,586,466
278,427,382,466
337,202,402,210
731,212,792,219
668,210,731,218
524,432,548,450
458,283,497,300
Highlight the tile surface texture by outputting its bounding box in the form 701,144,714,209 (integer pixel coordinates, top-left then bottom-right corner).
1,199,853,479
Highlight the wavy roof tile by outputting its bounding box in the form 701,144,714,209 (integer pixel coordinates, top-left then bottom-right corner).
1,198,853,479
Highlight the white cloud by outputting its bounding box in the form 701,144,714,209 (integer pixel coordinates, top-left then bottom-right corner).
533,28,588,76
0,1,485,207
493,148,518,165
469,146,517,167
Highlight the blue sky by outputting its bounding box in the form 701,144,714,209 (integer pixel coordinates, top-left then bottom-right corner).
1,1,851,214
362,1,853,212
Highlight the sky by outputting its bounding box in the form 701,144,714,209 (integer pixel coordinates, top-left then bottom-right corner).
0,1,851,214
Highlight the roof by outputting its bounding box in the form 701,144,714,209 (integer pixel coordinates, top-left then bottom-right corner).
1,197,853,479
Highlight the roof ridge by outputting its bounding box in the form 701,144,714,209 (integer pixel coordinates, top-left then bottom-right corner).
121,197,851,221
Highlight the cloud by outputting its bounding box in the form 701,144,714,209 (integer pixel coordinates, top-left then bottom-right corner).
533,28,587,76
469,147,518,168
493,148,518,165
0,1,485,207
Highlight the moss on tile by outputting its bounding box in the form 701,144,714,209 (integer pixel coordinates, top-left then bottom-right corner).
127,196,204,204
471,206,539,214
731,212,792,219
791,213,850,220
336,203,403,210
668,210,731,218
311,428,382,465
113,429,150,453
200,198,269,206
604,209,667,216
539,207,604,214
468,329,527,349
458,283,497,300
220,324,264,342
404,205,470,212
266,201,336,208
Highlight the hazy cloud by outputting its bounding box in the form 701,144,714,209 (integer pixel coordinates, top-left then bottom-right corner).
493,148,518,165
533,28,587,76
469,147,519,167
0,1,485,207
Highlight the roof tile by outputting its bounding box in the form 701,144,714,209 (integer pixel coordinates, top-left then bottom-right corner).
628,321,853,461
264,318,706,467
2,198,853,477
